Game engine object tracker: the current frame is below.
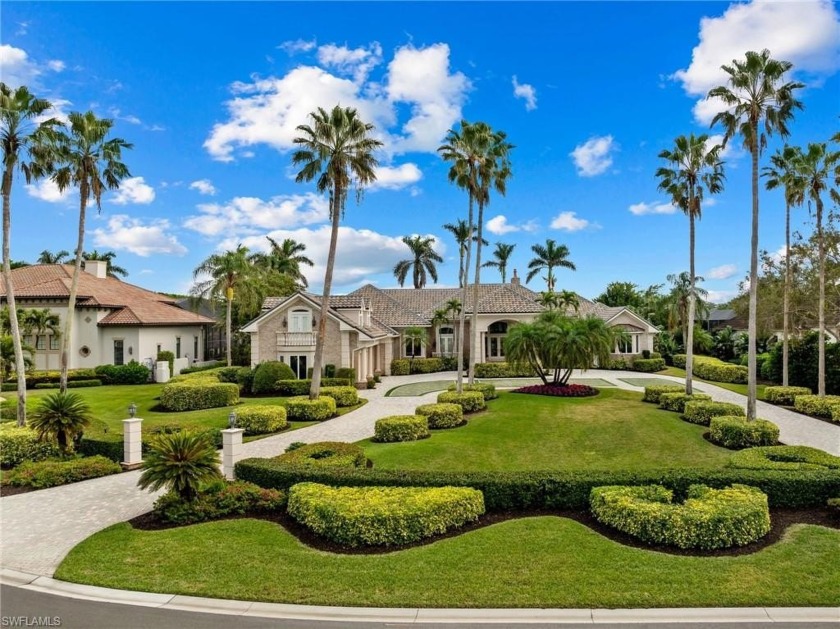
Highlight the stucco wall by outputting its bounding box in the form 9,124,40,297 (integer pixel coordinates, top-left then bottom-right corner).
251,298,342,369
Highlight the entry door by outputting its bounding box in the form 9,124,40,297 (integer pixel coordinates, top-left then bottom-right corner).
113,340,124,366
289,355,308,379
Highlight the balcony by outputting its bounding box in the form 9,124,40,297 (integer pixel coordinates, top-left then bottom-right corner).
277,332,316,347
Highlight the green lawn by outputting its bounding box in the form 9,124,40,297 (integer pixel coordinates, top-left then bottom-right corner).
362,389,733,471
55,517,840,608
659,367,768,399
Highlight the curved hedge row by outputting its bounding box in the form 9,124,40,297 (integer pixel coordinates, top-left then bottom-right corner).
159,381,239,411
658,392,712,413
589,483,770,549
319,386,360,407
473,362,536,378
729,446,840,471
415,403,465,429
287,482,485,547
274,379,353,396
672,355,748,384
682,401,745,426
235,405,288,435
793,394,840,419
374,415,429,442
285,396,336,421
2,455,121,489
642,384,685,404
764,386,811,406
275,442,368,469
437,390,486,413
709,417,779,449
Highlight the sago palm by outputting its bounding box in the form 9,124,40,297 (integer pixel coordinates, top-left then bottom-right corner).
28,392,92,454
393,235,443,289
138,431,222,502
526,239,576,291
482,242,516,283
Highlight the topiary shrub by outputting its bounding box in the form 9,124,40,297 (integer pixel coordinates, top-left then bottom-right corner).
590,483,770,549
94,362,150,385
446,382,497,400
632,357,666,373
672,354,687,369
0,424,62,467
275,442,368,468
390,359,410,376
764,386,812,406
287,482,485,547
320,386,359,407
793,394,840,419
252,361,296,394
409,358,444,374
693,357,748,384
709,416,779,449
2,455,121,488
374,415,430,442
33,379,103,389
236,367,255,395
658,392,712,413
728,445,840,471
474,362,536,378
642,384,685,404
682,401,745,426
217,367,242,383
437,390,486,413
153,481,286,526
159,382,239,411
285,396,336,421
415,403,465,429
274,378,353,396
234,405,288,435
335,367,357,383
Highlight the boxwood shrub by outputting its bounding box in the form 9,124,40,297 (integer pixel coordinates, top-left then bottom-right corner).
658,392,712,413
159,381,239,411
709,417,779,449
374,415,430,442
446,382,497,400
0,424,62,467
589,483,770,550
234,405,288,435
275,442,368,468
671,355,747,384
287,482,485,547
631,357,666,373
94,362,150,385
415,403,465,429
335,367,357,383
33,379,103,389
77,436,124,463
642,384,685,404
437,390,486,413
153,482,286,525
274,378,353,396
23,369,98,389
2,455,121,488
285,396,336,421
252,361,296,394
728,445,840,471
764,386,812,406
793,394,840,419
390,359,409,376
474,362,536,378
319,386,359,407
682,401,745,426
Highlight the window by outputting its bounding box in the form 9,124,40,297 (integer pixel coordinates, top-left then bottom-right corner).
484,321,508,360
439,326,455,356
289,309,312,333
176,337,181,359
289,355,308,379
35,335,46,350
114,339,124,366
616,335,638,354
49,335,60,350
156,344,162,355
405,338,423,357
193,336,199,361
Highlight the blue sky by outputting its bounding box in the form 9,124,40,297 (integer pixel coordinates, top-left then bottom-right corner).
2,1,839,303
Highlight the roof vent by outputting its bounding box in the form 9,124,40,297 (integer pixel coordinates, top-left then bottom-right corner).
84,259,108,279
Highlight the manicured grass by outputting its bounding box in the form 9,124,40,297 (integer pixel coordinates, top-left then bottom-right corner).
386,380,454,397
386,378,615,397
362,389,733,471
55,517,840,608
659,367,768,399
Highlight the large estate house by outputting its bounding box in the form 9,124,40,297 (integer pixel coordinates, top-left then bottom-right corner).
242,272,658,383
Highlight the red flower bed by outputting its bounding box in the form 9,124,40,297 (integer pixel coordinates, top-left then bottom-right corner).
512,383,599,397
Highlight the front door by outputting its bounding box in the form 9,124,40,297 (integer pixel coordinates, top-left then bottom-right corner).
289,354,308,379
113,339,124,366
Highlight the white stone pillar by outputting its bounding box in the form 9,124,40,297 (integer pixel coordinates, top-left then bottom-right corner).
384,340,393,375
221,428,245,481
121,418,143,470
155,361,170,383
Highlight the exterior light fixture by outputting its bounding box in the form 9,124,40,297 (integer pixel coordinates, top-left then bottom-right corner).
228,411,237,429
128,403,137,418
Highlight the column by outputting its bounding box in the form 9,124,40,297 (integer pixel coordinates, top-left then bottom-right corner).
121,418,143,470
384,341,393,375
222,428,245,481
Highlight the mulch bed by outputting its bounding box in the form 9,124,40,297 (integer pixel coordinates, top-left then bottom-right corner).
0,484,34,497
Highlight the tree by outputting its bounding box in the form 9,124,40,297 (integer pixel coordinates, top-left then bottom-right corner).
556,290,580,314
1,83,60,425
28,392,92,455
138,431,222,502
442,219,487,288
22,308,60,370
82,249,128,278
482,242,516,283
292,105,382,399
251,236,313,288
666,272,709,346
656,133,725,394
0,334,33,381
393,235,443,289
402,326,426,370
595,282,643,309
37,249,70,264
709,49,803,420
526,239,575,291
53,111,132,393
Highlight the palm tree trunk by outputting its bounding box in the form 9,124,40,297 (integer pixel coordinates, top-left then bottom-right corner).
685,212,696,396
469,199,486,385
311,187,341,399
746,126,759,421
61,183,88,394
817,198,825,397
457,196,475,393
225,295,232,367
2,169,27,426
783,201,790,387
501,263,506,284
458,248,464,288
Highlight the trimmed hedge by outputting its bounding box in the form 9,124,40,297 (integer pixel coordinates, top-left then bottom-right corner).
390,359,409,375
415,403,465,429
642,384,685,404
631,357,667,373
446,382,497,400
318,386,359,407
437,390,486,413
513,383,598,397
22,369,98,389
33,379,103,389
764,386,812,406
274,378,353,396
252,361,296,394
335,367,357,383
390,358,445,376
474,362,536,378
590,483,770,550
178,361,227,375
0,424,62,467
729,446,840,471
285,396,336,421
234,405,288,435
94,362,150,385
682,401,745,426
793,394,840,419
672,355,748,384
709,417,779,449
159,381,239,411
275,442,368,469
287,482,485,547
374,415,430,442
2,455,121,488
658,392,712,413
153,482,286,525
77,437,124,463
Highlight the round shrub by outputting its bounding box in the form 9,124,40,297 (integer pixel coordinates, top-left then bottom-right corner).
285,396,336,421
793,394,840,419
632,357,666,373
159,382,239,411
374,415,430,442
252,361,296,394
287,482,485,547
234,405,288,435
682,401,745,426
0,424,62,467
447,382,497,400
709,416,779,449
764,386,812,406
2,455,121,488
642,384,685,404
728,445,840,471
276,441,368,468
658,392,712,413
590,483,770,550
415,403,465,429
320,386,359,407
437,390,486,413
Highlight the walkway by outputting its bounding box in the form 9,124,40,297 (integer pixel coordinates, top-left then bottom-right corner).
2,370,838,578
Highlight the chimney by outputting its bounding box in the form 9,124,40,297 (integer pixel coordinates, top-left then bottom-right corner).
364,299,371,327
510,269,520,286
84,259,108,279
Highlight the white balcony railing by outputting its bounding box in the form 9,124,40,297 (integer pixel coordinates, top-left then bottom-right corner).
277,332,316,347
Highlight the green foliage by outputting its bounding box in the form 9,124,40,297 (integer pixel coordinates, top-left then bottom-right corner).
157,351,175,376
676,355,748,384
473,362,536,378
642,384,685,404
793,394,840,419
159,381,239,411
764,386,812,406
314,386,359,407
77,436,124,463
33,379,102,389
374,415,430,442
673,354,687,369
631,357,666,373
709,417,779,449
179,361,227,375
335,367,357,382
409,357,444,374
3,455,121,488
390,359,409,376
682,401,745,426
437,390,486,413
94,362,150,385
766,331,840,393
138,431,222,501
252,361,296,394
152,482,286,525
728,446,840,471
22,369,98,389
234,405,288,435
658,392,712,413
236,367,255,394
216,366,243,383
415,403,465,429
28,392,93,454
0,424,61,467
274,378,352,396
275,442,368,469
446,382,497,400
285,396,336,421
589,484,770,550
287,482,485,547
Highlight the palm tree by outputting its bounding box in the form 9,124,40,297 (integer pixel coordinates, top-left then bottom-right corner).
708,49,803,421
666,272,710,347
37,249,70,264
83,249,128,278
556,290,580,314
402,326,426,370
1,83,60,425
393,235,443,289
763,145,805,387
22,308,60,370
442,219,487,288
251,236,313,288
794,142,840,396
656,134,725,395
53,111,132,393
138,431,222,502
526,239,576,291
28,392,92,455
192,245,262,367
0,335,33,382
292,105,382,399
482,242,516,283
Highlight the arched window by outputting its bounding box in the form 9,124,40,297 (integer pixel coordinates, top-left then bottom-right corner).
487,321,508,334
485,321,508,361
289,309,312,332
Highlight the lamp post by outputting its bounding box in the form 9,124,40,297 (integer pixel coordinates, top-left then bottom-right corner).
228,411,237,429
122,402,143,470
128,403,137,418
222,411,244,480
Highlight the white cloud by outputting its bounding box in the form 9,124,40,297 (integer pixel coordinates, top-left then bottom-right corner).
707,289,738,304
47,60,65,72
512,76,537,111
550,211,591,232
370,163,422,190
708,263,737,280
673,0,840,124
0,45,41,87
486,215,519,235
91,215,187,257
570,135,616,177
317,42,383,83
183,193,329,237
109,108,142,125
36,98,72,125
628,201,678,216
111,177,155,205
25,179,71,203
189,179,217,196
278,39,316,54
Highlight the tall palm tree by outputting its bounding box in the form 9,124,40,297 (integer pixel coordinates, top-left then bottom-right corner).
666,272,709,346
708,49,803,421
526,239,576,291
53,111,132,392
482,242,516,283
292,105,382,399
393,235,443,289
22,308,60,370
1,83,61,425
37,249,70,264
251,236,313,288
656,134,725,395
763,145,805,387
794,142,840,396
442,218,487,288
83,249,128,278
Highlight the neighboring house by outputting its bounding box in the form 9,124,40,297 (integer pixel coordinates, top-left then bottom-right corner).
1,262,215,370
702,308,747,333
242,272,658,382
